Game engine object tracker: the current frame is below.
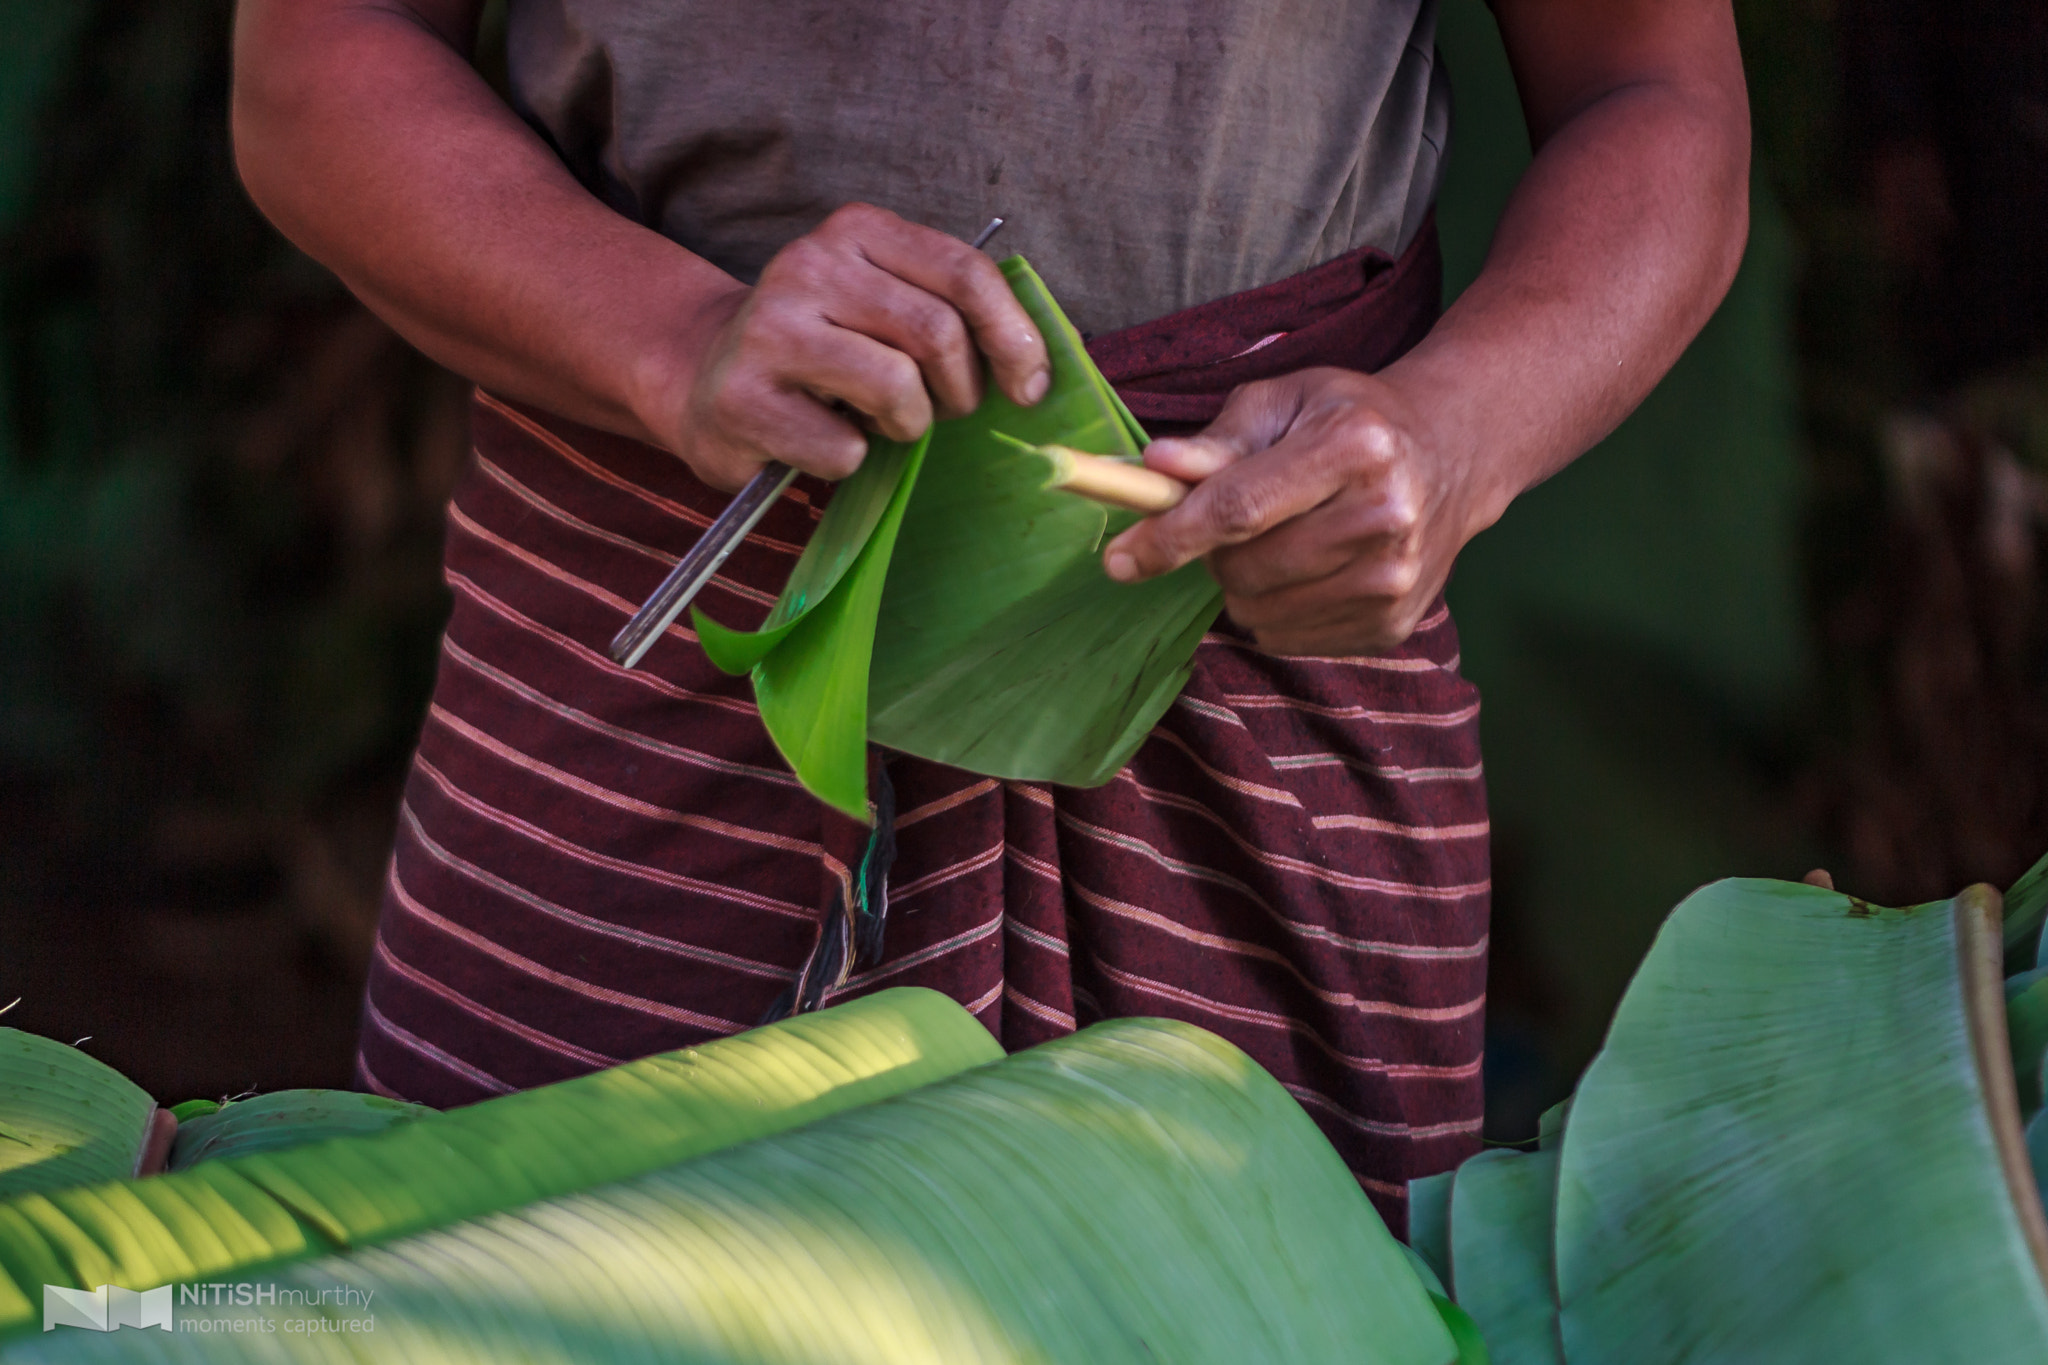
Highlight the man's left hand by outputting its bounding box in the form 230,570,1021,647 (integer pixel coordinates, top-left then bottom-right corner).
1102,368,1489,657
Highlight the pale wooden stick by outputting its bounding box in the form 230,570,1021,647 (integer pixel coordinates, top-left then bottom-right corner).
1038,444,1189,514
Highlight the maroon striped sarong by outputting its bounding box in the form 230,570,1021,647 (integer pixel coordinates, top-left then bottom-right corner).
357,222,1487,1229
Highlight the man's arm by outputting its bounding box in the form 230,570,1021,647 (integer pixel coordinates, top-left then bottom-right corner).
231,0,1047,491
1104,0,1751,656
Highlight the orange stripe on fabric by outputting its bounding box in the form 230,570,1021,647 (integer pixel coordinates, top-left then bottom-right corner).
889,843,1005,904
1283,1082,1488,1141
361,997,514,1095
896,779,1000,828
965,981,1004,1017
448,502,645,617
441,633,793,784
400,804,794,981
431,702,823,857
1218,692,1481,728
387,864,751,1033
1070,883,1486,1021
1309,813,1491,840
836,916,1003,994
1267,751,1485,783
1004,983,1077,1031
1142,727,1303,806
412,756,815,922
1057,809,1490,904
474,453,778,609
476,390,807,556
1090,956,1484,1084
1002,845,1063,886
1198,635,1448,671
1118,769,1486,851
1002,916,1070,957
355,1054,402,1100
374,937,618,1070
446,571,761,719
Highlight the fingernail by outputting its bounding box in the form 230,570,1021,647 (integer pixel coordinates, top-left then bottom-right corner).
1106,551,1138,582
1022,369,1051,405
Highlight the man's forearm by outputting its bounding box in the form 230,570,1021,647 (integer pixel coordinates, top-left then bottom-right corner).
231,0,741,448
1386,3,1751,541
1101,0,1749,656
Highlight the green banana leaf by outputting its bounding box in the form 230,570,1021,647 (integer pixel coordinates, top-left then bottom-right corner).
697,433,929,816
1555,879,2048,1364
166,1091,430,1170
2031,1106,2048,1217
1447,1149,1563,1365
0,987,999,1336
0,1032,156,1201
695,258,1222,819
1408,1168,1455,1293
2009,968,2048,1117
1401,1242,1448,1300
1432,1294,1493,1365
2009,848,2048,961
15,1020,1455,1365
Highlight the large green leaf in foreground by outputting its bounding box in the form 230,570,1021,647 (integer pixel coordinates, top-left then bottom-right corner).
0,988,999,1337
16,1020,1453,1365
0,1032,155,1201
695,258,1222,818
1555,879,2048,1363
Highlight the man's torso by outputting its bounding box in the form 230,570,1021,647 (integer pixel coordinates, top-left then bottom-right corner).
506,0,1447,333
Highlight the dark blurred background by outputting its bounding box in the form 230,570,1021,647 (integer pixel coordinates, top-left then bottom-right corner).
1,0,2043,1132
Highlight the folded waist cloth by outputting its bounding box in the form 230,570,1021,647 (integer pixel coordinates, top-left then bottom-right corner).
357,216,1486,1230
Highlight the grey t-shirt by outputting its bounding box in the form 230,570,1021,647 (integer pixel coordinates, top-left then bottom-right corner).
506,1,1448,335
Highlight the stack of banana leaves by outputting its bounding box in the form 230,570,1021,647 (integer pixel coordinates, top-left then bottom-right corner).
1410,853,2048,1364
0,989,1478,1363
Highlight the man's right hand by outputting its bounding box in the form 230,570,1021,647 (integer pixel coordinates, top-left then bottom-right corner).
656,205,1051,491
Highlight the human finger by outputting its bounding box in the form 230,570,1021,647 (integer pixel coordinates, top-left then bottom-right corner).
690,372,871,487
1205,472,1426,600
1137,376,1310,484
836,205,1052,407
1107,387,1412,583
1227,565,1432,657
816,263,987,418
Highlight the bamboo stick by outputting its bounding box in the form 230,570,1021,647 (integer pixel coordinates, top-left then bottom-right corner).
1036,444,1190,514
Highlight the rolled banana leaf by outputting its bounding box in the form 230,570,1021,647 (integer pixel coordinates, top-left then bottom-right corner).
14,1020,1455,1365
0,987,999,1337
1446,1149,1563,1365
696,258,1222,819
1555,879,2048,1364
0,1032,156,1200
166,1091,430,1170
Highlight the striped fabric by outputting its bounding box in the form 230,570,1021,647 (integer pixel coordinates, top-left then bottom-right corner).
357,228,1488,1230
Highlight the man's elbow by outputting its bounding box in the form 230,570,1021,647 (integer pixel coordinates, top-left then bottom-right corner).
227,11,301,233
1673,77,1754,329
